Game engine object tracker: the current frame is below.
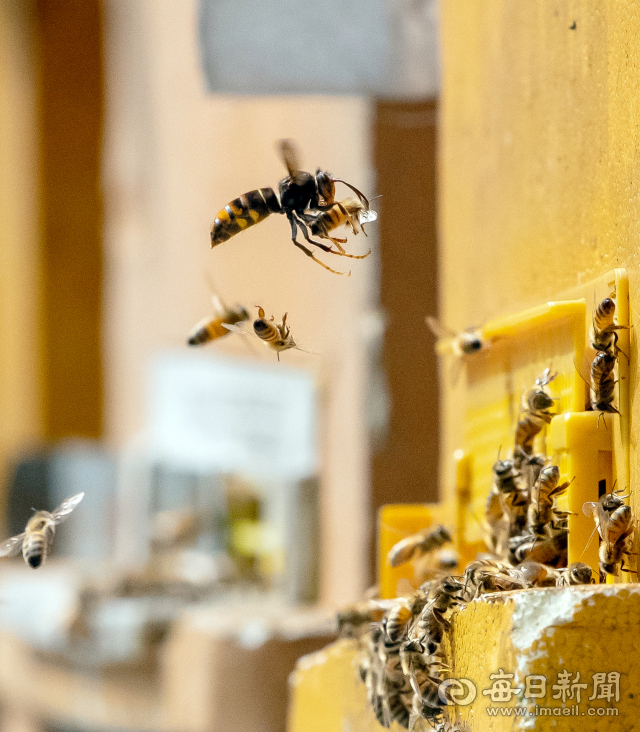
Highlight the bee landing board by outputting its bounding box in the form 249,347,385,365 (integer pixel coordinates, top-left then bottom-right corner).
450,269,630,581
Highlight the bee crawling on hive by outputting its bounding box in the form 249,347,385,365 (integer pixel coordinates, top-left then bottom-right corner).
555,562,595,586
210,139,373,276
527,464,573,537
589,350,619,416
462,558,526,599
590,296,629,359
0,493,85,568
337,597,397,639
485,457,528,557
513,368,557,469
583,486,635,578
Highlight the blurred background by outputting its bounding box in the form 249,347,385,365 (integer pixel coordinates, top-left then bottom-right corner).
0,1,440,730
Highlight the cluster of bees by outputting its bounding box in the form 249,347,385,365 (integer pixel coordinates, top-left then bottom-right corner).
188,139,376,359
338,296,634,730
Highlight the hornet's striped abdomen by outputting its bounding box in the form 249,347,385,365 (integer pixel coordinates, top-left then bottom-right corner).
210,188,282,247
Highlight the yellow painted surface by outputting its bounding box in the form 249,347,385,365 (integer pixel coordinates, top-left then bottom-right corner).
438,3,640,530
290,586,640,732
446,584,640,730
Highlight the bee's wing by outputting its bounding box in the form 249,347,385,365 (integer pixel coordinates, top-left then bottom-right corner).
388,535,422,567
358,209,378,225
222,322,257,338
50,492,85,525
0,533,26,557
278,139,300,177
425,316,456,340
210,294,226,317
582,501,598,519
574,347,597,386
293,344,321,356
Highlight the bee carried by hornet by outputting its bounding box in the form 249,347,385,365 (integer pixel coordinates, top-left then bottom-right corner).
210,139,375,276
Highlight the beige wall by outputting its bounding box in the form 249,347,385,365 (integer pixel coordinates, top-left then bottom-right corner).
102,1,376,605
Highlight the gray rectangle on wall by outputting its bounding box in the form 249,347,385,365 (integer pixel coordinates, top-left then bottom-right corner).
199,0,439,98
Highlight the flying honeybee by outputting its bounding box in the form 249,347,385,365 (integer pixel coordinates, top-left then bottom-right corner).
0,493,84,568
387,526,452,568
187,294,250,346
583,487,635,576
210,139,372,276
223,306,313,361
425,317,488,357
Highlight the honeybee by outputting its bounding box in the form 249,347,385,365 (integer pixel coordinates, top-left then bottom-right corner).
210,139,372,276
512,529,568,566
527,465,572,537
337,598,395,638
589,351,619,414
590,297,629,357
388,526,453,568
305,196,376,250
555,562,595,586
490,459,528,548
514,369,557,466
223,306,311,361
462,559,525,598
583,488,635,576
0,493,84,568
187,294,250,346
425,318,487,357
507,560,553,587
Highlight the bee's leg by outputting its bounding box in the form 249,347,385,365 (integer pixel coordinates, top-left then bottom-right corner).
329,236,349,252
287,214,350,276
616,344,629,361
297,218,371,260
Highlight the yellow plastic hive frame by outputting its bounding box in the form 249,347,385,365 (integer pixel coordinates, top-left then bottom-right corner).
449,269,630,582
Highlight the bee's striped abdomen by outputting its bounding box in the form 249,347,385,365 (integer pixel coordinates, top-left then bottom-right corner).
591,351,617,411
23,532,46,568
594,297,616,332
210,188,281,246
253,318,280,345
310,205,345,237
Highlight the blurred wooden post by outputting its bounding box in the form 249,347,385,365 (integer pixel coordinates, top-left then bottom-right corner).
0,2,43,520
